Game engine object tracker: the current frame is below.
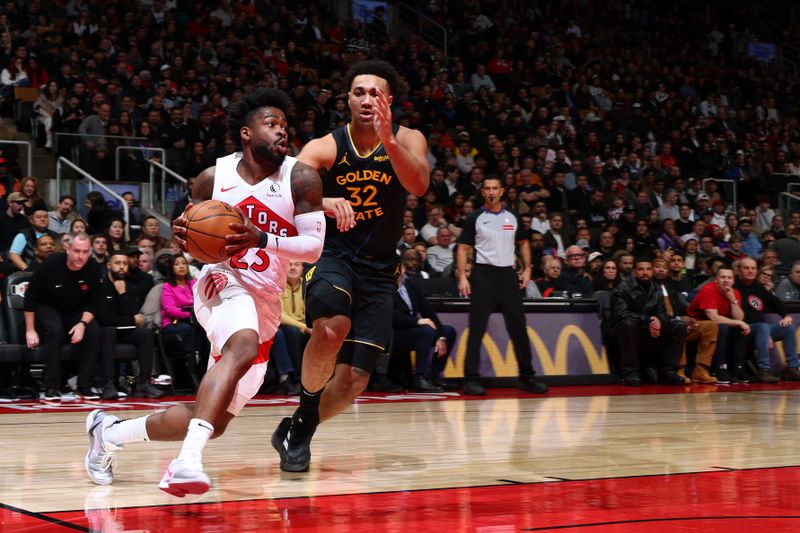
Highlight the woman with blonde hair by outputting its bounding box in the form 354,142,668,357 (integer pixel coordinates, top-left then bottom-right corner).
19,176,47,213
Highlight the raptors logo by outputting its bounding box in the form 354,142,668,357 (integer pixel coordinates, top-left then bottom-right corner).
747,294,764,311
204,271,229,299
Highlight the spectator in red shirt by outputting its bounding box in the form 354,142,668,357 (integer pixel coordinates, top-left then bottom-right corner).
658,142,677,169
687,267,751,383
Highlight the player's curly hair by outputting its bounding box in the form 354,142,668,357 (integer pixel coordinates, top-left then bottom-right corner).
227,88,291,150
345,59,399,96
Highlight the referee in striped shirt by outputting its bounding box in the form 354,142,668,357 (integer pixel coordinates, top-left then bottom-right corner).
456,176,548,396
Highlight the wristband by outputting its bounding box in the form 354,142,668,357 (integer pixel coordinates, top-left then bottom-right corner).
79,320,88,327
258,230,269,249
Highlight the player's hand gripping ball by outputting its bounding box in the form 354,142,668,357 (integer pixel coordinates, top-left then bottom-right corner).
183,200,244,263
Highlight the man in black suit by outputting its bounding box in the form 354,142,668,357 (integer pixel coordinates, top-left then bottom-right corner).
390,263,458,392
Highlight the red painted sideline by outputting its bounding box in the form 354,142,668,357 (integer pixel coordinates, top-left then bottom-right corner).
47,467,800,532
0,505,86,532
1,382,800,414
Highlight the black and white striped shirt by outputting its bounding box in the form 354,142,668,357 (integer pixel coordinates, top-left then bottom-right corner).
457,207,525,267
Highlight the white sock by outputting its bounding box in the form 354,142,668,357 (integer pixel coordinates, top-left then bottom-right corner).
177,418,214,463
104,416,150,446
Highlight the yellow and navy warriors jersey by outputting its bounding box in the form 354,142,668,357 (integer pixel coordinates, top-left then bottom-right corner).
322,123,406,270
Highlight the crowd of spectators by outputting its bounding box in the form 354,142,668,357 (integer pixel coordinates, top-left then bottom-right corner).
1,0,800,392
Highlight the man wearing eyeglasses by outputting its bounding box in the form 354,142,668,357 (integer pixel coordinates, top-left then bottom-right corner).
555,244,594,297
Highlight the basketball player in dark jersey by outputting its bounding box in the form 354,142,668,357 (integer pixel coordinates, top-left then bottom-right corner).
272,60,430,472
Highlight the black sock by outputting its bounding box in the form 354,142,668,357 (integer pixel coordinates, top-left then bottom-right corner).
294,386,322,425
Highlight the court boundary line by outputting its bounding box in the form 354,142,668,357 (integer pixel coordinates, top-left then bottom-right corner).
0,501,90,531
520,515,800,531
3,383,800,415
44,463,800,515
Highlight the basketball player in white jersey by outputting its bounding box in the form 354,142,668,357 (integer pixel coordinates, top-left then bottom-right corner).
84,89,326,496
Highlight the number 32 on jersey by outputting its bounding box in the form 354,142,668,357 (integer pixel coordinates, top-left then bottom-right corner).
346,185,385,221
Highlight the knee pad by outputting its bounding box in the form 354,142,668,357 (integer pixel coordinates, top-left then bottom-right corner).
306,279,352,322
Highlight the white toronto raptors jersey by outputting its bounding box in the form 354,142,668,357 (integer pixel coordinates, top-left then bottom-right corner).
201,152,297,295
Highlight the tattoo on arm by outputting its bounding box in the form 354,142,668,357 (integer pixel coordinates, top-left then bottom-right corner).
291,163,324,215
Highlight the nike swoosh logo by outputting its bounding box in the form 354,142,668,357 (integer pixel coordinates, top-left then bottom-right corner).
221,186,237,192
55,284,63,288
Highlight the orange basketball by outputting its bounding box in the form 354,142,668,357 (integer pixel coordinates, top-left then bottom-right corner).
184,200,244,264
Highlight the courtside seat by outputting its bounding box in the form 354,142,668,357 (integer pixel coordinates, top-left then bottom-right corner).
0,303,29,398
5,271,138,368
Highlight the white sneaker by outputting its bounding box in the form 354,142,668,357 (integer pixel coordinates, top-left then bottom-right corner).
85,409,122,485
159,458,211,497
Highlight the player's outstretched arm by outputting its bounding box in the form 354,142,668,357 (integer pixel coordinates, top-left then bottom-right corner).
172,166,215,250
298,135,356,232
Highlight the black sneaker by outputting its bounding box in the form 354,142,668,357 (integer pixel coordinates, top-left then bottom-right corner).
712,367,733,385
368,374,403,393
136,382,165,399
623,371,643,387
431,376,458,390
730,366,752,383
117,379,133,396
101,381,119,400
659,370,688,386
43,388,61,401
518,375,548,393
277,379,301,396
411,375,444,393
78,387,100,400
757,368,780,383
463,380,486,396
271,416,317,472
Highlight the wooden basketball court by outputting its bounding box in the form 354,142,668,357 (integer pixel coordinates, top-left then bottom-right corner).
2,383,800,532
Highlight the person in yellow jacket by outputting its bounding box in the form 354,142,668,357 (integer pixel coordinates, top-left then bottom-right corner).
277,260,312,384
